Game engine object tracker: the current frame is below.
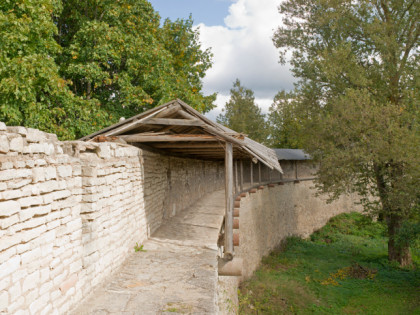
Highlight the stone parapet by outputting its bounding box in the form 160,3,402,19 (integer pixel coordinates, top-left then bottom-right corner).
0,123,224,314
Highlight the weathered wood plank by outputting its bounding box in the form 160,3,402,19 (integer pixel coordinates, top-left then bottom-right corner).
121,134,217,142
250,160,253,187
176,110,198,120
240,160,243,192
224,142,234,260
103,106,170,137
235,160,238,195
143,118,203,126
153,143,224,149
155,104,181,118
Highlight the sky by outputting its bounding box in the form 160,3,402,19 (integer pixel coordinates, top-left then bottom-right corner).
149,0,295,120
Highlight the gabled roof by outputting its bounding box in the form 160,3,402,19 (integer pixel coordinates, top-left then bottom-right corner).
80,99,282,173
274,149,311,161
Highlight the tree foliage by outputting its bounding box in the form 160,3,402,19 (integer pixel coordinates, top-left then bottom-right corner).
217,79,269,144
0,0,105,139
0,0,215,139
273,0,419,265
268,90,304,148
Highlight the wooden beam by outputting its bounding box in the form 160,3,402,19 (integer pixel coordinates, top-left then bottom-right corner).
155,104,181,118
120,134,217,142
224,142,234,260
259,162,261,184
176,110,198,120
167,148,226,152
240,160,243,192
250,160,253,187
80,100,178,141
142,118,203,126
153,143,223,149
104,106,169,137
235,160,238,195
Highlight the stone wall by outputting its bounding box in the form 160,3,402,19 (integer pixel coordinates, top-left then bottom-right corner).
142,151,224,234
0,124,224,314
218,180,361,314
237,181,361,279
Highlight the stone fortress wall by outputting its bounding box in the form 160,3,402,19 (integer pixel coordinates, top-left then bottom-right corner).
0,123,361,314
0,123,224,314
237,181,361,279
218,163,362,314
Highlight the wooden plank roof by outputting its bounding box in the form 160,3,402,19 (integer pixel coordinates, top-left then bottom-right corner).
80,99,282,173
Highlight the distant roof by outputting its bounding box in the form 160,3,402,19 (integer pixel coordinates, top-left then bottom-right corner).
273,149,311,161
80,99,282,173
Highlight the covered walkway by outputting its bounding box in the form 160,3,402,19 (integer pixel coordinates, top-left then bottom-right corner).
72,190,226,314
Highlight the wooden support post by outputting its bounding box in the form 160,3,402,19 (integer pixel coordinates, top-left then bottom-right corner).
295,160,298,180
235,160,238,194
269,168,272,183
250,160,253,187
224,142,234,260
258,162,261,185
240,160,244,192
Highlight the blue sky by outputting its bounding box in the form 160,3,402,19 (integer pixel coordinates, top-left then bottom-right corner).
149,0,231,26
149,0,294,120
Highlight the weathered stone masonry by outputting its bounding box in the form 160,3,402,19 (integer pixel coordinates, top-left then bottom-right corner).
0,123,224,315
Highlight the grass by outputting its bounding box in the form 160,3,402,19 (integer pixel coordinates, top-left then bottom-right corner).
238,212,420,315
134,242,147,252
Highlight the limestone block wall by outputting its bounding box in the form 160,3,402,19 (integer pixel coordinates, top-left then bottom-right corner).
0,123,224,314
237,181,362,279
142,151,224,234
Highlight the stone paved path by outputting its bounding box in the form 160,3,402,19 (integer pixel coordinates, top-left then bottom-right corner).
72,189,225,315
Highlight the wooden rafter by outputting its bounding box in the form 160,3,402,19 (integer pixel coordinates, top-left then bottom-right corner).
120,134,218,143
80,99,282,173
142,118,204,126
153,143,224,149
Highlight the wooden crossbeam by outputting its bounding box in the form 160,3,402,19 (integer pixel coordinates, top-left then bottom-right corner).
169,148,226,152
153,143,223,149
120,134,217,143
142,118,204,126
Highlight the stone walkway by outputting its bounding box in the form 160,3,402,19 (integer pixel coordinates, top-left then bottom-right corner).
72,189,225,315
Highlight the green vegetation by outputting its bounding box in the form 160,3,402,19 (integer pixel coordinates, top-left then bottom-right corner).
217,79,269,144
134,242,146,252
272,0,420,266
239,212,420,314
0,0,215,139
163,302,192,313
268,90,303,149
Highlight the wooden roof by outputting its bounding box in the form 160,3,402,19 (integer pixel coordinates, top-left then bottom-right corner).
80,99,282,173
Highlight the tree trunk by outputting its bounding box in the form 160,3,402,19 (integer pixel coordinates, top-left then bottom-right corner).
387,214,412,267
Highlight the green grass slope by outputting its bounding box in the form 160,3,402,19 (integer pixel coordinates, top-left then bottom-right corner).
239,212,420,315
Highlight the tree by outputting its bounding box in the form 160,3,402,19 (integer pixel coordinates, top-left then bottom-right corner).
273,0,419,266
0,0,106,139
0,0,215,139
217,79,269,144
55,0,215,121
160,16,215,113
268,90,303,148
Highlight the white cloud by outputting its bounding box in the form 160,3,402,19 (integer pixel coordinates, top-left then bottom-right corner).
197,0,295,106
